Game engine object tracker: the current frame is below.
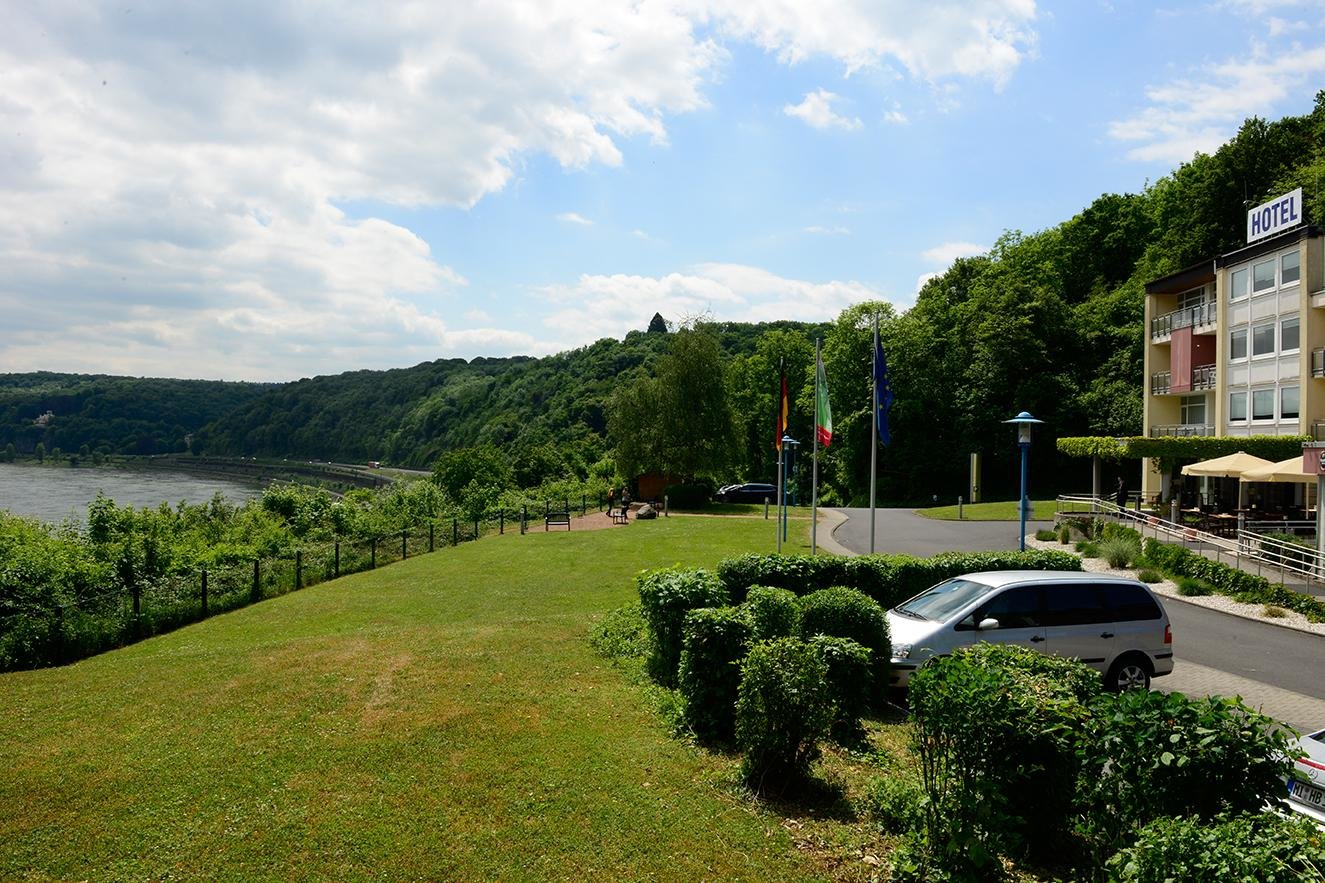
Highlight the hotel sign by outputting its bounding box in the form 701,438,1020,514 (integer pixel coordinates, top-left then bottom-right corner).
1247,187,1302,243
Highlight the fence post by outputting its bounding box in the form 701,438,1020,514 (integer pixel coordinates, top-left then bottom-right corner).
664,495,669,518
429,523,435,552
764,496,770,519
334,541,340,577
474,517,480,540
132,580,141,623
201,568,208,616
251,559,261,603
295,550,303,589
581,494,586,516
500,511,504,534
402,530,408,560
452,518,458,546
523,504,528,534
371,538,377,569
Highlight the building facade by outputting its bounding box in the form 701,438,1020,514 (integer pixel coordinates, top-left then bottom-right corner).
1141,210,1325,502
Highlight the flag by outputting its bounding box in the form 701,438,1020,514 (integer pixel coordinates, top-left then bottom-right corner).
775,363,788,452
873,325,893,446
815,352,832,447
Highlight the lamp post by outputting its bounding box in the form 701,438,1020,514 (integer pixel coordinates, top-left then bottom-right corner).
1003,411,1044,552
781,434,797,544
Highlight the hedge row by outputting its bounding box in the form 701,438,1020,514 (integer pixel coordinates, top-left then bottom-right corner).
1142,538,1325,622
715,549,1081,608
1056,435,1309,462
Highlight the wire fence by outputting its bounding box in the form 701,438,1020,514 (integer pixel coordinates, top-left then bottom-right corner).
0,495,608,672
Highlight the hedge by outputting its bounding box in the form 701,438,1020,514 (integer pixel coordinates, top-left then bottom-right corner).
742,586,800,640
677,606,753,743
1105,812,1325,883
734,637,834,791
636,567,729,685
1143,538,1325,622
1056,434,1309,463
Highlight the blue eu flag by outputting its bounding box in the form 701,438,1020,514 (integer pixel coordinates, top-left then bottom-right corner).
873,327,893,446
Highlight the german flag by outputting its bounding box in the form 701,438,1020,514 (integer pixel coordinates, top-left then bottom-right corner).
775,361,788,452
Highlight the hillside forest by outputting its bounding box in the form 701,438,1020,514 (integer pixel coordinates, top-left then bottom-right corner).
4,96,1325,507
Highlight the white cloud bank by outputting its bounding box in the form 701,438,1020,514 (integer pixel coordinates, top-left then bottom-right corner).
0,1,1040,379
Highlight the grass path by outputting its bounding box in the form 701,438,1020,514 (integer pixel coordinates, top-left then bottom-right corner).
2,517,829,881
915,499,1057,521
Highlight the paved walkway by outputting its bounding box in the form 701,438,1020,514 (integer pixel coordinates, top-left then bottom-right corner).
1160,661,1323,733
829,506,1052,556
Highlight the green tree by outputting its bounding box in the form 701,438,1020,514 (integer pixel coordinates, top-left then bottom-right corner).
2,443,13,463
33,443,45,463
647,312,669,334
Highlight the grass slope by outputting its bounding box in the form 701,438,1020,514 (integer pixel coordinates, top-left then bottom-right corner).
916,499,1057,521
1,516,823,881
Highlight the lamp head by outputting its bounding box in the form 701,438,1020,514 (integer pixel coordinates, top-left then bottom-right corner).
1003,410,1044,445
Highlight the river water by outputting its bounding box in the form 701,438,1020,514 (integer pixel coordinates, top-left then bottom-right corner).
0,462,263,524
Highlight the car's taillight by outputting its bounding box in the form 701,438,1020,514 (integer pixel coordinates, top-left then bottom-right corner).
1164,623,1172,645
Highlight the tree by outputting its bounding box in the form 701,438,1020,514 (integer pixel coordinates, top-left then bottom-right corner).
34,443,45,463
647,312,668,334
2,443,13,463
608,323,736,481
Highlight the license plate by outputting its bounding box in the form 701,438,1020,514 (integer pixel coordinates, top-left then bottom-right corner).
1289,776,1325,807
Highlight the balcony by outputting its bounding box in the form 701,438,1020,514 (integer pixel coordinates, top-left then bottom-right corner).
1150,423,1215,437
1151,300,1216,340
1149,364,1215,395
1314,347,1325,378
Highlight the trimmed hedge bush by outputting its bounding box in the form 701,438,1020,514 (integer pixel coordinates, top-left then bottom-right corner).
1105,812,1325,883
908,645,1100,875
1143,537,1325,621
1074,689,1296,865
636,567,729,685
677,606,753,742
734,637,833,792
807,635,872,744
798,587,889,658
742,586,800,640
715,550,1082,609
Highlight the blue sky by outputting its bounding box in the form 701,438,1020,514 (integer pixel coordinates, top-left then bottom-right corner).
2,1,1322,381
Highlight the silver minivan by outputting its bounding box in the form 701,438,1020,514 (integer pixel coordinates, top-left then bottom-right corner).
887,570,1174,691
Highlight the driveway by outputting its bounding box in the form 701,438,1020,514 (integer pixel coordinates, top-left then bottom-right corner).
829,506,1052,556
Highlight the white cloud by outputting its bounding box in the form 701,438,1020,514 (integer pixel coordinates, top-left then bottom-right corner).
920,241,988,265
557,212,594,226
1108,40,1325,163
784,89,863,131
915,271,943,293
883,107,910,125
537,263,890,343
804,225,852,235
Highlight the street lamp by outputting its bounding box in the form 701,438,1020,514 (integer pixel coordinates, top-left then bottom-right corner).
1003,411,1044,551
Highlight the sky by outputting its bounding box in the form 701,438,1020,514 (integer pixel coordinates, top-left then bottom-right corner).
2,1,1323,382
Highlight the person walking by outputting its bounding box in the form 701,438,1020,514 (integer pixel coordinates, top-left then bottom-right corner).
621,487,632,518
1115,476,1128,510
607,487,615,515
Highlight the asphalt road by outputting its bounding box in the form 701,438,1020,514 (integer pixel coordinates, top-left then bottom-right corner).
831,507,1325,725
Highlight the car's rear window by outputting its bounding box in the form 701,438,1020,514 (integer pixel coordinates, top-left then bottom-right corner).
1040,583,1108,626
895,578,991,622
1101,583,1161,621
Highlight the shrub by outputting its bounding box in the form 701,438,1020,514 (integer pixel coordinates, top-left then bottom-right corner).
863,775,924,835
1058,524,1071,544
1104,812,1325,883
798,587,889,657
636,567,729,685
1141,537,1325,621
908,645,1100,875
1135,568,1161,584
1034,529,1057,542
1262,604,1288,618
807,635,872,744
677,606,753,743
1098,534,1141,569
1076,540,1100,558
734,637,833,792
742,586,800,640
715,554,852,603
1176,576,1210,596
1074,689,1296,865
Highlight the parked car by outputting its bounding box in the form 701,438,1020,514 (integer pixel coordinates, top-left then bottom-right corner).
1286,728,1325,827
716,482,777,503
886,570,1174,691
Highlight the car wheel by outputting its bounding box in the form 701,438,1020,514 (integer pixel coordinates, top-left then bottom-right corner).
1105,655,1151,692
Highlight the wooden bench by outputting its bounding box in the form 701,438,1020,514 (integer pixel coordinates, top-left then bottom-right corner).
544,511,571,531
610,508,629,525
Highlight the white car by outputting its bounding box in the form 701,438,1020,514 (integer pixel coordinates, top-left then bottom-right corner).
887,570,1174,691
1286,728,1325,826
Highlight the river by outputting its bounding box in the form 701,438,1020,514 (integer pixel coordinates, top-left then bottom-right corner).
0,462,264,524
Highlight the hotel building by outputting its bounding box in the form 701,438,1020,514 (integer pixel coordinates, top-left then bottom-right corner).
1141,189,1324,503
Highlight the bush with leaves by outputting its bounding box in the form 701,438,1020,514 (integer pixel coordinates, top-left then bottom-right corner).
1098,534,1141,568
636,567,728,685
1143,537,1325,620
863,774,925,835
807,634,873,744
742,586,800,640
1104,811,1325,883
677,606,753,743
734,637,834,792
1074,688,1297,866
908,645,1101,877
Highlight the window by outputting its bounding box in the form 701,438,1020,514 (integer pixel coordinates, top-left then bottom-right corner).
1282,250,1300,285
1253,259,1276,292
961,586,1042,631
1282,386,1299,420
1229,267,1249,301
1230,328,1248,359
1180,394,1206,425
1041,584,1107,627
1252,322,1275,356
1177,287,1206,310
1229,391,1247,422
1252,389,1275,420
1282,316,1300,352
1102,584,1161,622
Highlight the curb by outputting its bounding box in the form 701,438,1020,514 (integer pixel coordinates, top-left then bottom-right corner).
819,508,855,557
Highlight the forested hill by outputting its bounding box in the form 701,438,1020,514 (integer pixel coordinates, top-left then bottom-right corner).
0,373,273,457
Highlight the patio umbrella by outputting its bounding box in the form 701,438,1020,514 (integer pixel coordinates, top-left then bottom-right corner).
1238,456,1314,483
1180,451,1275,478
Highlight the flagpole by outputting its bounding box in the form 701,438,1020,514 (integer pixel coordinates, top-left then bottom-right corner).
811,339,820,554
870,317,878,554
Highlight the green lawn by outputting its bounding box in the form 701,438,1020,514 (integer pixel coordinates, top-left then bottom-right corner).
916,499,1058,521
1,516,843,881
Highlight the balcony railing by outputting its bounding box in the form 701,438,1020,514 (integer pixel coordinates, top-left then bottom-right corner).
1150,423,1215,437
1151,300,1216,339
1149,365,1214,395
1314,347,1325,378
